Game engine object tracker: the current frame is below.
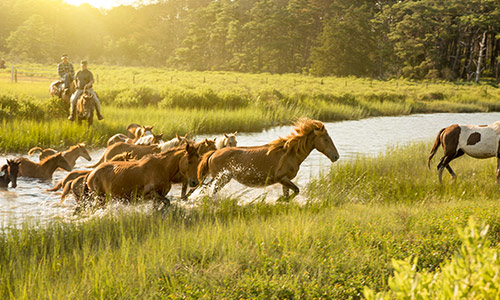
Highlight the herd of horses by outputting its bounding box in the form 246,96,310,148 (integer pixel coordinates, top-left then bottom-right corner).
2,118,500,210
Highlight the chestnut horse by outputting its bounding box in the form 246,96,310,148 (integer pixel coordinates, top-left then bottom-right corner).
85,143,200,202
76,89,95,127
86,142,161,168
16,152,72,179
0,159,20,188
28,143,91,169
198,119,340,198
428,121,500,183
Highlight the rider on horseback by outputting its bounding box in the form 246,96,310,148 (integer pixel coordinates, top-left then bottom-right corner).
58,54,74,94
68,60,104,121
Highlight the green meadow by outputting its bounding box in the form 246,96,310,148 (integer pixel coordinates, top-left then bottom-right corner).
2,142,500,298
1,65,499,152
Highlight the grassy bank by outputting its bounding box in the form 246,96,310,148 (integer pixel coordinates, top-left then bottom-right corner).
0,66,499,152
2,142,500,299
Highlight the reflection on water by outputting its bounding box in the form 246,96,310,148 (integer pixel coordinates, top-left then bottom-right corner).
2,112,500,226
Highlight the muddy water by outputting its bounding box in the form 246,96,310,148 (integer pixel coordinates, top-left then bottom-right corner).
2,112,500,226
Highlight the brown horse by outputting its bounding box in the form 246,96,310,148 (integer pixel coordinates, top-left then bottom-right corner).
49,80,75,105
172,139,217,199
28,143,91,169
0,159,20,188
47,169,90,192
16,152,72,179
85,143,200,202
76,89,95,127
86,142,161,168
198,119,340,198
61,174,87,203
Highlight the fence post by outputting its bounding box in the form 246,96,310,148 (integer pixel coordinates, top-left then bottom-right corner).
11,66,14,83
14,68,17,83
96,74,99,84
133,74,135,84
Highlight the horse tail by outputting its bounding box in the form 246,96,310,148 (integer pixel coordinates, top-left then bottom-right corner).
47,180,63,192
28,147,43,156
428,127,446,168
197,150,216,182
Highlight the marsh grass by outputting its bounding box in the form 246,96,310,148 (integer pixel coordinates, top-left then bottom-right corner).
3,142,500,298
1,66,499,152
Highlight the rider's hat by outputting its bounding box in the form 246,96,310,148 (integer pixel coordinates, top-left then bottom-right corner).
61,54,68,59
80,60,88,66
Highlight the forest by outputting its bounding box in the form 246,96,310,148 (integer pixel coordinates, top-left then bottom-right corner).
0,0,499,81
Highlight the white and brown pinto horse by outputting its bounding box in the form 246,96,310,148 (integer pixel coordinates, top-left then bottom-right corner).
428,121,500,183
198,119,340,198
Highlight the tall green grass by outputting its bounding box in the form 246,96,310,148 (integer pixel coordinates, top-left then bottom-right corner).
2,142,500,298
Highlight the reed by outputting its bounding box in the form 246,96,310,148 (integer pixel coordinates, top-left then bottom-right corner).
2,142,500,298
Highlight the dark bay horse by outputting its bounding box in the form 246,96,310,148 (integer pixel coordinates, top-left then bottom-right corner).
198,119,340,198
428,121,500,183
16,153,72,179
28,143,91,169
85,143,201,202
0,159,20,188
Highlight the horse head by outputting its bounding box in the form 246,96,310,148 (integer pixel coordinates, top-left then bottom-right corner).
77,143,92,161
223,131,238,147
152,134,163,144
5,159,20,188
195,139,216,155
313,123,339,163
179,143,201,188
78,91,94,118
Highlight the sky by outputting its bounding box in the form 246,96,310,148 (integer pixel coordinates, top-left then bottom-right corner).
63,0,141,9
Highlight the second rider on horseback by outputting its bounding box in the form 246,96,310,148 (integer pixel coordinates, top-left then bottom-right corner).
68,60,104,121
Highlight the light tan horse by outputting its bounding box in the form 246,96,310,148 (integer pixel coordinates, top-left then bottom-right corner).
85,143,201,202
86,142,161,168
215,132,238,149
28,143,91,169
16,153,72,179
198,119,339,198
107,133,132,147
47,169,90,192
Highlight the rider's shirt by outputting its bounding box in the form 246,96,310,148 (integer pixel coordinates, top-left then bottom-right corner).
58,62,74,78
75,69,94,90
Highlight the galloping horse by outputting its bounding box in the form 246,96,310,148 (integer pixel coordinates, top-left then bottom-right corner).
198,119,340,198
16,152,72,179
76,89,96,127
28,143,91,169
215,132,238,149
0,159,20,188
86,142,161,168
428,121,500,183
85,143,200,202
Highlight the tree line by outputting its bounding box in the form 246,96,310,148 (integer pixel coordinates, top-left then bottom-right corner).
1,0,499,81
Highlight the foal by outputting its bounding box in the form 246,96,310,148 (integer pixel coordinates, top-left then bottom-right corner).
0,159,20,188
16,153,72,179
428,121,500,183
28,143,92,169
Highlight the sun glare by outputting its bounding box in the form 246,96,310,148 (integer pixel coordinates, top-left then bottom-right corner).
64,0,136,9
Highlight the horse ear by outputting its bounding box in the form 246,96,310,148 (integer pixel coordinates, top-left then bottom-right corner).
184,133,188,139
234,131,238,135
224,134,229,138
176,133,180,140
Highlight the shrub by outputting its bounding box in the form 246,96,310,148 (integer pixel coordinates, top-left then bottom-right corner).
0,94,20,119
364,219,500,300
114,86,161,107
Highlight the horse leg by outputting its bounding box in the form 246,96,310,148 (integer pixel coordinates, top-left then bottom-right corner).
212,172,232,196
444,150,464,182
279,176,299,198
496,157,500,184
437,152,460,184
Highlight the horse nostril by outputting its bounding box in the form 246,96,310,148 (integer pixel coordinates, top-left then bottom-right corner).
189,180,198,187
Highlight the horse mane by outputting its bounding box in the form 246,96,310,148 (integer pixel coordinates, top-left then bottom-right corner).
40,152,64,164
267,118,325,155
490,121,500,133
